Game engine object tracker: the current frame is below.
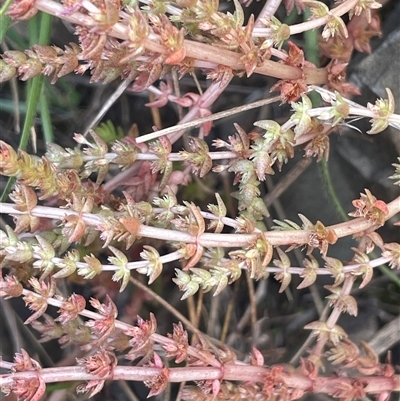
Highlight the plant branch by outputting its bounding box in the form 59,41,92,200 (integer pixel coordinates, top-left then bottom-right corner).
1,364,399,395
287,0,358,35
1,195,399,247
32,0,328,84
135,95,282,144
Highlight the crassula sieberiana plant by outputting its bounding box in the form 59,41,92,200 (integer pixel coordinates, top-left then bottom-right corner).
0,0,400,400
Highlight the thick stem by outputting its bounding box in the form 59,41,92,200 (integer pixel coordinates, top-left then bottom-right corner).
1,365,399,395
33,0,327,84
1,195,399,247
183,40,327,83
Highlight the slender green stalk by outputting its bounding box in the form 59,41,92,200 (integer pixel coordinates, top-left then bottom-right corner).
0,0,13,144
38,12,53,45
39,13,54,147
20,11,53,150
0,0,13,18
303,9,319,67
1,12,53,201
303,9,347,222
319,159,349,222
28,12,39,46
378,266,400,287
40,84,55,145
0,179,15,202
2,26,28,48
303,7,320,106
19,76,43,150
0,14,11,42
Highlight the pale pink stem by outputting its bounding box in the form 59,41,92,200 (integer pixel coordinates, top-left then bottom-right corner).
16,288,221,367
33,0,327,84
308,106,400,126
252,0,360,37
310,275,355,358
1,195,399,247
1,365,399,394
289,0,359,35
255,0,283,27
326,276,355,329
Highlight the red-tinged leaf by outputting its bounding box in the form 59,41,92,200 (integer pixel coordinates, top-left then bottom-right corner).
355,263,373,289
165,47,186,65
164,322,189,363
145,81,171,108
76,380,105,398
56,293,86,324
283,0,306,14
212,379,221,396
373,200,389,215
0,275,23,299
145,355,169,397
12,349,41,371
67,216,86,243
250,347,264,366
9,184,37,212
297,267,317,289
145,96,168,108
119,215,141,236
357,341,379,375
286,41,305,68
184,244,204,270
299,357,318,380
367,232,385,251
342,295,358,316
304,321,347,344
198,107,213,137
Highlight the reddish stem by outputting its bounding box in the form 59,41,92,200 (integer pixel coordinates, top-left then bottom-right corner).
1,365,399,395
1,195,399,248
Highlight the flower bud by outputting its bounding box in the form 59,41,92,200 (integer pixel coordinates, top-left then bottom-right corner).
3,50,27,67
0,60,16,83
19,58,42,80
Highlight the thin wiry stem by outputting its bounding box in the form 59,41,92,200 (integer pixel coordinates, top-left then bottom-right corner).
310,275,356,358
253,0,360,36
135,95,281,144
326,276,355,329
82,78,134,137
290,0,359,35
